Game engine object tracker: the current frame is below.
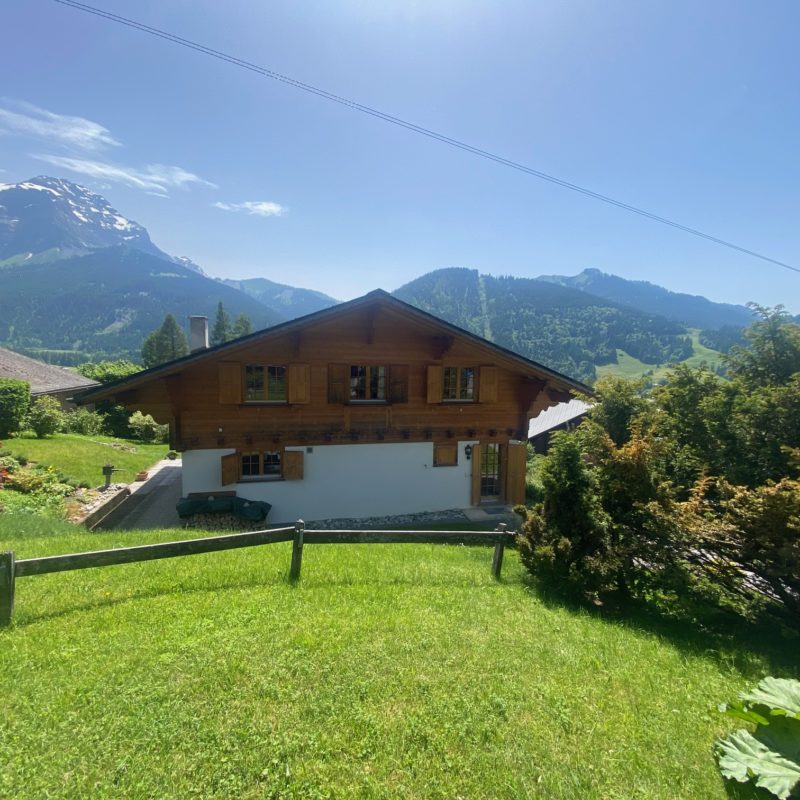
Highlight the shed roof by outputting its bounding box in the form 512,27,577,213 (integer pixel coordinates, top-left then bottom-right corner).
0,347,99,396
527,398,592,439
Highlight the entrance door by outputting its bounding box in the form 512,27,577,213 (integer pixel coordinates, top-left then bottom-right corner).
480,443,501,501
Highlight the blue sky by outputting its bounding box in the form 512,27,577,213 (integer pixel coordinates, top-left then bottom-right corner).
2,0,798,309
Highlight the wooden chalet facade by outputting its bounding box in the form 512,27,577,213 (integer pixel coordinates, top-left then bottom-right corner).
77,291,591,523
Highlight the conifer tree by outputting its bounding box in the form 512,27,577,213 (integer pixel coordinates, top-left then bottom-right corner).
210,301,232,346
231,312,253,339
141,314,189,367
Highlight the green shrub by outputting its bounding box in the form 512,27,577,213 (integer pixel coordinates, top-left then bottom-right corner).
97,401,132,438
0,378,30,438
716,676,800,799
63,407,105,436
26,396,65,438
128,410,168,443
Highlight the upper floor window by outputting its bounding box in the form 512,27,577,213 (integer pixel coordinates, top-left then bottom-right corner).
350,365,386,401
245,364,287,402
443,366,475,401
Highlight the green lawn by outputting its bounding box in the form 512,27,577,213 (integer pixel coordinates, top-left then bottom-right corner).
0,516,788,799
3,433,169,487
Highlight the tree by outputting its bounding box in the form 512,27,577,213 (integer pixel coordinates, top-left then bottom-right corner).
210,301,232,346
76,360,142,384
27,395,65,438
141,314,189,368
231,312,253,339
0,379,30,438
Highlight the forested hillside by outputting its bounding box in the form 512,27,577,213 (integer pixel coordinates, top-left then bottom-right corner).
0,248,281,364
394,268,693,383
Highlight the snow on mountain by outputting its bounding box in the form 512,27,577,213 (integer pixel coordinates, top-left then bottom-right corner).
0,176,203,272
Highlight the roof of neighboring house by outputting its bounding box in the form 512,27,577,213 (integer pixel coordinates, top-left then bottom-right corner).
0,347,99,396
76,289,596,404
528,398,592,439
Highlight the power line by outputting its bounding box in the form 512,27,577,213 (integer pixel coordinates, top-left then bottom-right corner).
52,0,799,276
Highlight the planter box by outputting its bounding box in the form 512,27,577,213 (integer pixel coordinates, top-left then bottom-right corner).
135,471,149,482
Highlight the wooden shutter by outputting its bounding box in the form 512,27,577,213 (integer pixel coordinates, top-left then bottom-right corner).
221,452,240,486
287,363,310,404
328,363,348,404
389,364,409,404
470,445,482,506
505,441,527,505
427,365,443,404
219,362,242,404
478,366,498,403
434,442,457,467
283,450,304,480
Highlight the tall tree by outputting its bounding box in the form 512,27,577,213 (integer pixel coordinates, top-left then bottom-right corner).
211,301,232,346
141,314,189,368
231,312,253,339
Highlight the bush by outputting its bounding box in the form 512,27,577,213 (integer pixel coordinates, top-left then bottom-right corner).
63,407,105,436
26,396,65,438
128,410,168,443
0,378,30,438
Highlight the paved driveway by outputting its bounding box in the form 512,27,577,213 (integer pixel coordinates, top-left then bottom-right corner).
96,459,183,530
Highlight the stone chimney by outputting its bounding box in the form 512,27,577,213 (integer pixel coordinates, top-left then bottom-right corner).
188,315,209,352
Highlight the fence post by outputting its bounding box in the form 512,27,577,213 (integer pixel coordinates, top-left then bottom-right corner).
0,551,15,627
290,519,305,582
491,524,507,580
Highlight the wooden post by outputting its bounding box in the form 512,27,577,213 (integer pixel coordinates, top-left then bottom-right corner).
491,523,507,580
290,519,305,582
0,551,15,627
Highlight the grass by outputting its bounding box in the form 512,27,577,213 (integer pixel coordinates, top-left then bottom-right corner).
1,515,790,799
3,433,169,487
597,330,726,383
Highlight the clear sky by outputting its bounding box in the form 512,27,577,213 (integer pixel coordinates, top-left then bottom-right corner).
2,0,798,310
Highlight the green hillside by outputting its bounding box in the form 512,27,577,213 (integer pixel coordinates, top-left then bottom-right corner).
0,247,283,364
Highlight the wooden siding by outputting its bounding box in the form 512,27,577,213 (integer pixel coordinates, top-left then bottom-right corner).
109,303,562,455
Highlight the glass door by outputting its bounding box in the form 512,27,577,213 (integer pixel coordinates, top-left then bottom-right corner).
480,443,501,501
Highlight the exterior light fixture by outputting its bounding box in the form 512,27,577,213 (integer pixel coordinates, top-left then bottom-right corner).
464,444,473,460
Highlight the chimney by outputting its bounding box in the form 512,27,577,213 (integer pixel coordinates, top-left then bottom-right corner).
188,315,209,352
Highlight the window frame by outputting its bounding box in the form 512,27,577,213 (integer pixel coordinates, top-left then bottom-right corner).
349,364,387,403
239,449,283,481
442,366,476,402
244,363,288,403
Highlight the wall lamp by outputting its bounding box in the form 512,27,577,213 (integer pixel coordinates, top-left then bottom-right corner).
464,444,473,460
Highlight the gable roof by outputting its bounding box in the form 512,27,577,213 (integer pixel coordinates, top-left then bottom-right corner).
0,347,99,396
75,289,594,403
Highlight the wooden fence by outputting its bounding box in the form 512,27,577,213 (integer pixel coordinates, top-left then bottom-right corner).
0,521,516,627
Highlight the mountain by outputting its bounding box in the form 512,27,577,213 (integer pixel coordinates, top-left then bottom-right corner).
394,268,697,383
537,268,755,330
220,277,339,319
0,247,283,364
0,176,203,272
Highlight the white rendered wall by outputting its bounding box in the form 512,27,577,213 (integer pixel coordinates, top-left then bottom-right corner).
181,441,479,523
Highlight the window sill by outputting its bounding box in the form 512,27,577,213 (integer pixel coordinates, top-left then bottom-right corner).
239,475,283,483
442,399,475,404
241,401,289,407
348,400,388,405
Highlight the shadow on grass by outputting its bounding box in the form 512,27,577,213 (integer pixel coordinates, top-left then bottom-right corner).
520,570,800,679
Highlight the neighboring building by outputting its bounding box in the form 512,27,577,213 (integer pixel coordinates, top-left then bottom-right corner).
0,346,99,408
527,398,592,454
76,291,591,523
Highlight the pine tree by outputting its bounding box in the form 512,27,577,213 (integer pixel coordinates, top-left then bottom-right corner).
211,301,232,346
231,312,253,339
141,314,189,368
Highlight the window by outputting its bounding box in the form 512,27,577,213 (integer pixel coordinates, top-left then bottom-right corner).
443,366,475,401
350,365,386,401
245,364,287,402
240,450,282,480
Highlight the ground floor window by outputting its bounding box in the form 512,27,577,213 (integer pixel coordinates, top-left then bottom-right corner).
241,450,282,479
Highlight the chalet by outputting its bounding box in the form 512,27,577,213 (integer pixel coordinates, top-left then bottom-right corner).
76,291,591,523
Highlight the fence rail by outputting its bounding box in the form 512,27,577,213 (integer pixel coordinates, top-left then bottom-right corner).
0,521,516,627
